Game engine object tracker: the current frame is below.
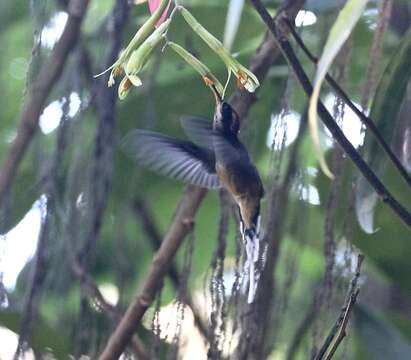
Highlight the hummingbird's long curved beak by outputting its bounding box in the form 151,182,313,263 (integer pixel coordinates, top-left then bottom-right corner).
210,83,223,108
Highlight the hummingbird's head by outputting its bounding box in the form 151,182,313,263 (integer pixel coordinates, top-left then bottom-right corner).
214,101,240,137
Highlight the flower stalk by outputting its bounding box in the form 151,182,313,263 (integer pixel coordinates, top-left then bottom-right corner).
118,19,170,99
178,6,259,93
167,41,224,97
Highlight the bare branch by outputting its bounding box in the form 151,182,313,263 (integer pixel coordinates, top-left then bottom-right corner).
0,0,90,205
250,0,411,230
131,197,209,341
282,18,411,191
314,254,364,360
98,186,206,360
361,0,393,108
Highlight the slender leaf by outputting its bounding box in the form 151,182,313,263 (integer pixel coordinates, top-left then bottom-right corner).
308,0,368,178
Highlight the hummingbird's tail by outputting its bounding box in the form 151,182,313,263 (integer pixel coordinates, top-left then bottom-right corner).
240,216,265,303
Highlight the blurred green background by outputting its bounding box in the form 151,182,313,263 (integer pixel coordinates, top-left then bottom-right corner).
0,0,410,359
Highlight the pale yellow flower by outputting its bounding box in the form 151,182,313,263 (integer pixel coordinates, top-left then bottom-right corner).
95,0,170,88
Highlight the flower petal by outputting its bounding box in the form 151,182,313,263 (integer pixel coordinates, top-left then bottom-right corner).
118,77,133,100
127,74,143,87
148,0,171,26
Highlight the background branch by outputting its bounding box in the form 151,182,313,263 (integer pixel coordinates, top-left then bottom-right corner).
0,0,90,205
131,197,209,341
98,186,206,360
250,0,411,231
283,18,411,190
314,254,364,360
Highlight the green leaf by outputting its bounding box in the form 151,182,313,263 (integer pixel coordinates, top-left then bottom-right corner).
355,27,411,233
308,0,368,178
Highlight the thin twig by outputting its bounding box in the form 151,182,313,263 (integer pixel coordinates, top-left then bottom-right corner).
250,0,411,230
282,18,411,191
314,254,364,360
0,0,90,205
360,0,393,109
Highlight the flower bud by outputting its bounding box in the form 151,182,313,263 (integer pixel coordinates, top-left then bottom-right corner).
124,19,170,86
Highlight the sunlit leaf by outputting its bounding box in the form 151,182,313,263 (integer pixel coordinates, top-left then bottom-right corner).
308,0,368,178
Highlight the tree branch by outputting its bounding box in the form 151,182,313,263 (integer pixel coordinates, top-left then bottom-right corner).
0,0,90,205
98,186,206,360
314,254,364,360
282,18,411,191
131,197,209,341
250,0,411,231
98,1,305,356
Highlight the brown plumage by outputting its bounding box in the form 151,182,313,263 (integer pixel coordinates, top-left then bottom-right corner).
123,98,264,302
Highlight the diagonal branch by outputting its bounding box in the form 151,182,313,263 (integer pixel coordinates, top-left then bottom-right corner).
283,18,411,190
250,0,411,231
98,186,206,360
131,197,209,340
98,1,305,357
314,254,364,360
0,0,90,205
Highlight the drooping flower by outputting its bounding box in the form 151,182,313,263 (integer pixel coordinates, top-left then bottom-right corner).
118,19,171,99
95,0,170,88
167,41,224,97
178,6,259,93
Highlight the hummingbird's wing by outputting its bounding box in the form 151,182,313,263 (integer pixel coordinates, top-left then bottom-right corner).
123,129,220,189
181,117,246,161
180,117,214,150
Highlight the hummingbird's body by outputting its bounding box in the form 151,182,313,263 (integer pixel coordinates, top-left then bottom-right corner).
125,101,264,302
212,101,264,235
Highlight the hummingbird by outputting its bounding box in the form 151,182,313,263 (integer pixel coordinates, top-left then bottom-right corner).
124,91,264,303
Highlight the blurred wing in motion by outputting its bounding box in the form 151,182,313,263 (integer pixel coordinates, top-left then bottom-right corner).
123,129,220,189
180,117,214,150
181,117,246,165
